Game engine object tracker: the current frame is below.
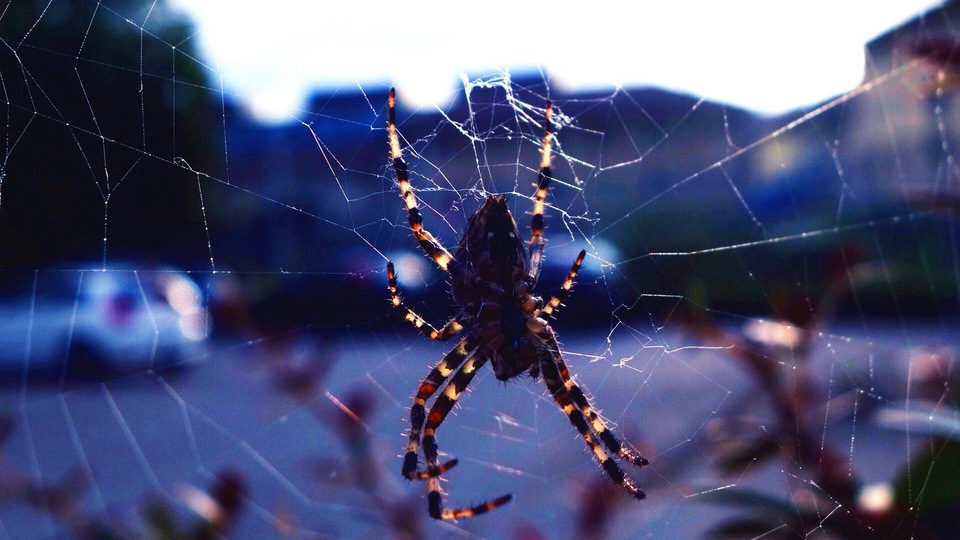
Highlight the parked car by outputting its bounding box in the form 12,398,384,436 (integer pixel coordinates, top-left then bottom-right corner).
0,264,210,380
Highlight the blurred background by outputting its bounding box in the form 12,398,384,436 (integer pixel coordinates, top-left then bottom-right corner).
1,1,959,538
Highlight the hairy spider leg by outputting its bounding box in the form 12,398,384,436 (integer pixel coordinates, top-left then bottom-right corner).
538,249,586,318
529,251,647,467
526,100,553,286
387,261,472,341
389,88,455,271
421,352,512,520
538,344,646,500
541,329,649,468
403,334,482,479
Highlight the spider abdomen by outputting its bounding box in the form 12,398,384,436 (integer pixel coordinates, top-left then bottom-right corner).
490,302,540,381
449,194,537,382
451,195,527,305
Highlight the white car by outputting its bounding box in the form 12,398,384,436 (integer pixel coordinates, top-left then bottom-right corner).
0,265,210,379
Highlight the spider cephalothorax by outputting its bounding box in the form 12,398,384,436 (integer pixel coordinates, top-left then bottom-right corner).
385,88,647,521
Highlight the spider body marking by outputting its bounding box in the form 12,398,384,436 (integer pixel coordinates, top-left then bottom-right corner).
385,88,647,521
452,194,539,381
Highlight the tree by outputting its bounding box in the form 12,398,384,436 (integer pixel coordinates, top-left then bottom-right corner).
0,0,221,268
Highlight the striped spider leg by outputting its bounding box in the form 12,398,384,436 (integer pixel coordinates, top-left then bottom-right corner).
385,89,647,520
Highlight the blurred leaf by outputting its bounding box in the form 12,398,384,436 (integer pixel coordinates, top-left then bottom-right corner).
708,517,794,539
893,440,960,517
706,417,781,475
696,485,861,535
723,442,778,473
143,499,179,540
696,485,797,516
874,402,960,441
907,190,960,216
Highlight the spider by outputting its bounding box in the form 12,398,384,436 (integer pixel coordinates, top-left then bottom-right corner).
385,88,647,521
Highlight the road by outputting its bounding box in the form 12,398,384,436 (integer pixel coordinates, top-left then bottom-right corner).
0,322,946,539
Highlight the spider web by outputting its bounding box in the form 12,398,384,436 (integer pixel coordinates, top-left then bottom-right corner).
1,1,959,539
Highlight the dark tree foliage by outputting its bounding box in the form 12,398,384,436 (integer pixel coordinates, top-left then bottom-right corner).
0,0,221,268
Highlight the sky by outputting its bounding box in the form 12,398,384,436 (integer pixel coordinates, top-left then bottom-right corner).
168,1,945,123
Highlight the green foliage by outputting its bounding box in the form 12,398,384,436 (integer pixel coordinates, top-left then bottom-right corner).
894,440,960,520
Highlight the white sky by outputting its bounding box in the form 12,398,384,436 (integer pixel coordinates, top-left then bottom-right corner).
169,1,944,123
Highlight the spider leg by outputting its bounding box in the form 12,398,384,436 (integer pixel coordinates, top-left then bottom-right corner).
387,261,473,341
538,249,586,318
567,375,649,467
526,100,553,287
541,327,649,467
532,253,647,466
403,334,481,479
420,351,512,520
388,88,456,272
535,322,646,499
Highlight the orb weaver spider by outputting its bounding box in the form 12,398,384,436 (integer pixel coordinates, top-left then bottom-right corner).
385,88,647,520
